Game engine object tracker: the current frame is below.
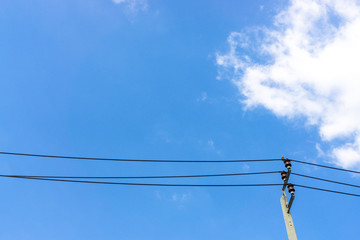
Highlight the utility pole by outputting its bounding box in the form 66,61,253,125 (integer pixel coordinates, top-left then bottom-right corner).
280,156,297,240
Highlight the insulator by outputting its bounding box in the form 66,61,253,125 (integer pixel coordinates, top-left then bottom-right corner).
288,184,295,194
281,171,287,180
284,159,292,168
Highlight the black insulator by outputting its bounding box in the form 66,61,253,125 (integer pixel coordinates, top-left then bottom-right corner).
281,171,287,180
284,159,292,168
288,184,295,194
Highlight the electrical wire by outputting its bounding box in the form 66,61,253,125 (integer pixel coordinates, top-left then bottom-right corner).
292,172,360,189
1,151,359,175
2,151,359,176
0,171,281,179
295,184,360,197
291,159,360,174
0,175,283,187
2,173,360,197
2,151,360,197
0,151,281,163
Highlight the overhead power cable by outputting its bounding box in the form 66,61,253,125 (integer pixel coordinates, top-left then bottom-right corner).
0,171,281,179
1,151,359,175
295,184,360,197
292,172,360,189
0,175,283,187
2,174,360,197
291,159,360,174
0,151,281,163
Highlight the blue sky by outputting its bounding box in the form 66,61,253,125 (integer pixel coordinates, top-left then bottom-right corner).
1,0,360,239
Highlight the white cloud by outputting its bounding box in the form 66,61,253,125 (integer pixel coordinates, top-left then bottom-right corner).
205,139,222,156
199,92,208,101
217,0,360,169
172,193,191,202
171,193,191,208
208,139,214,148
155,191,191,206
112,0,147,13
242,163,250,171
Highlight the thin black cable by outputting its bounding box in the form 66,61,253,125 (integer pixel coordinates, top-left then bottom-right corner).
0,171,281,179
295,184,360,197
0,175,283,187
3,174,360,197
291,159,360,174
292,172,360,189
0,151,281,163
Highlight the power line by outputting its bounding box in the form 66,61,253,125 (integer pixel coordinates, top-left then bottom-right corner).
0,175,283,187
292,172,360,189
1,151,359,175
0,171,281,179
2,173,360,197
291,159,360,174
0,151,281,163
295,184,360,197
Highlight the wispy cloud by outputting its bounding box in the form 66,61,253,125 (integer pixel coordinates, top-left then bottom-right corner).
172,192,191,208
206,139,222,156
208,139,214,148
217,0,360,169
197,92,208,102
112,0,147,13
155,191,191,208
172,193,191,202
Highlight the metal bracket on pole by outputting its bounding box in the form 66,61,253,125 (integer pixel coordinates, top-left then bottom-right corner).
287,192,295,213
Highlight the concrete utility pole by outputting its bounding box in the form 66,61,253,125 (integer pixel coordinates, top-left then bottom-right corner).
280,156,297,240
